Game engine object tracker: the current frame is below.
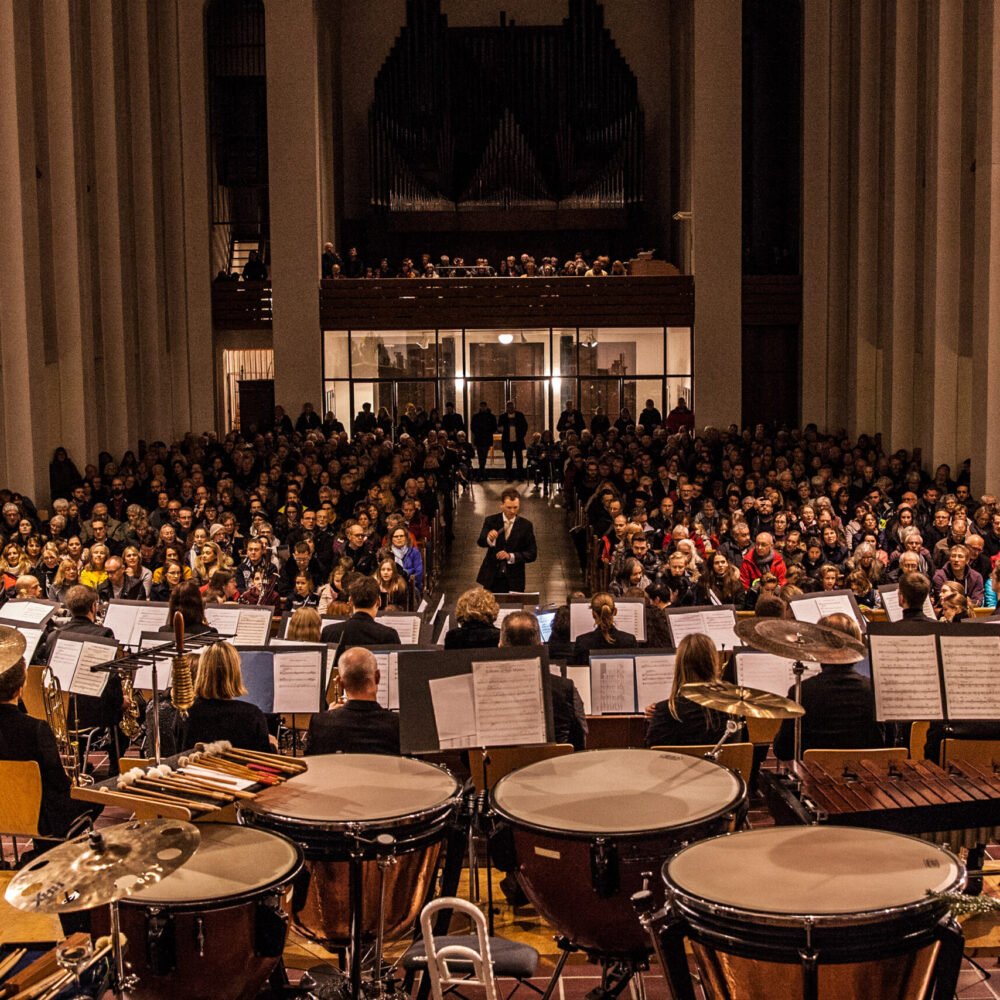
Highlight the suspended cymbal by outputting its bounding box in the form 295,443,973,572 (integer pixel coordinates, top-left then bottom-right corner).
680,680,806,719
0,625,27,671
4,819,199,914
734,617,866,664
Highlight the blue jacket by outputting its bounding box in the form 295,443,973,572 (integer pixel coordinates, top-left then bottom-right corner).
395,545,423,593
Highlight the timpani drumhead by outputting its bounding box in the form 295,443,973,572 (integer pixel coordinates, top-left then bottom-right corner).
132,824,300,903
248,754,460,824
666,826,963,917
493,749,743,835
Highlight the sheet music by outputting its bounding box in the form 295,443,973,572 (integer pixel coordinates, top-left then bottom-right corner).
272,650,323,713
436,615,450,646
429,673,477,748
134,658,173,692
590,657,636,714
47,638,82,688
0,600,54,625
381,614,420,645
203,605,240,637
614,602,646,642
234,609,271,646
566,666,592,714
634,654,676,708
667,609,740,651
417,598,428,613
735,652,820,697
14,626,44,664
494,607,520,631
880,586,937,623
67,641,115,697
939,635,1000,720
472,657,546,746
373,652,399,709
569,602,594,641
791,593,861,627
869,634,943,721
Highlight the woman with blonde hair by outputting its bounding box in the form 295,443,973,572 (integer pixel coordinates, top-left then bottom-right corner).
122,544,153,597
179,641,271,752
193,540,230,585
939,581,971,622
80,543,110,589
445,587,501,649
645,633,733,746
47,557,81,604
287,606,322,642
572,592,638,661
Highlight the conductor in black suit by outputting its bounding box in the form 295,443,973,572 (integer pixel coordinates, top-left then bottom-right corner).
306,647,400,755
476,488,537,594
497,400,528,480
320,577,402,645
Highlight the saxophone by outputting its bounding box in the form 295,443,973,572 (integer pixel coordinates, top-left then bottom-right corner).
42,667,94,786
119,668,141,741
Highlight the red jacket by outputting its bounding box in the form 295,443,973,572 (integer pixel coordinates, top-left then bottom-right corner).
739,550,787,590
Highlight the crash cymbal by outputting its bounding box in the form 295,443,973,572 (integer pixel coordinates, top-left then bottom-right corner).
734,617,865,664
680,680,806,719
4,819,199,914
0,625,27,671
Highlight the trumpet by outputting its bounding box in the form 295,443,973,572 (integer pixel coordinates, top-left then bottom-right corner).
42,667,94,787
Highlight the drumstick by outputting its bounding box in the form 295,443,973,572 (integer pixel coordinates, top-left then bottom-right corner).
0,948,26,981
145,775,235,802
116,785,209,810
225,748,306,773
199,757,277,784
133,777,231,804
14,971,71,1000
174,769,258,798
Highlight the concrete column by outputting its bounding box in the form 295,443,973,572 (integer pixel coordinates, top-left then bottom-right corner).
691,0,741,429
801,0,832,428
90,0,133,456
126,1,168,444
266,0,324,413
924,1,963,472
0,0,48,500
972,2,1000,496
883,0,918,452
43,0,96,464
847,0,880,439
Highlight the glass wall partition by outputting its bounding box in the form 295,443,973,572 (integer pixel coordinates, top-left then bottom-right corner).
322,327,693,440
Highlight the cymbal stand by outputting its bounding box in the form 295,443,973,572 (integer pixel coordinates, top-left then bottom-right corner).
107,897,136,1000
370,834,397,998
149,656,162,766
792,660,806,761
706,717,742,759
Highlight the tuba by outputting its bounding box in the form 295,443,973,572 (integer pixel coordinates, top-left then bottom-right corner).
42,666,94,787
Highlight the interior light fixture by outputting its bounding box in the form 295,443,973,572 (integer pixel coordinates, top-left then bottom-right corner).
498,333,514,345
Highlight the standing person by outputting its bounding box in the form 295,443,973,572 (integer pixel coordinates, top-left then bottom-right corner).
497,400,528,481
476,488,537,594
470,401,498,481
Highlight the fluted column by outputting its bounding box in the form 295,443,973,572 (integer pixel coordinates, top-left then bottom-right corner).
882,0,918,453
266,0,324,413
921,1,963,472
0,0,48,499
847,0,880,439
691,0,741,429
972,1,1000,495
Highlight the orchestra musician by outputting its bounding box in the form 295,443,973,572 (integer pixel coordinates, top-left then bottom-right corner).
319,577,401,645
571,592,638,661
305,647,400,755
39,584,127,775
178,641,271,753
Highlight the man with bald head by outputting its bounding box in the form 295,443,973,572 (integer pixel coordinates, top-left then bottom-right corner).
305,647,399,755
739,532,787,592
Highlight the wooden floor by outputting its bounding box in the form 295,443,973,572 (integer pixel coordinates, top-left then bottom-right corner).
436,480,584,605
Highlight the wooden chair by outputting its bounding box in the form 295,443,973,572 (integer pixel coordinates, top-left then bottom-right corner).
468,744,574,794
745,716,782,745
909,721,931,760
0,761,42,867
803,747,908,772
941,739,1000,771
650,743,755,787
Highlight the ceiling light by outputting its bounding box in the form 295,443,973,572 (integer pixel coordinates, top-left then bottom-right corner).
498,333,513,345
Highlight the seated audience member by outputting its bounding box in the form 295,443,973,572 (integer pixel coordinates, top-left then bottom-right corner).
388,526,423,595
179,641,270,752
157,580,219,638
932,544,984,606
0,652,100,843
445,586,501,649
306,647,400,755
320,576,401,645
773,614,882,760
204,569,238,604
287,606,323,641
572,592,638,661
48,557,81,604
374,556,408,610
899,570,935,621
500,611,585,750
317,560,352,614
645,633,733,747
938,581,971,622
289,572,320,610
739,532,787,591
98,555,146,602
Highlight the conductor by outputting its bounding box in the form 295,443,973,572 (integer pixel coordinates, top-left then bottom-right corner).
476,487,537,594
